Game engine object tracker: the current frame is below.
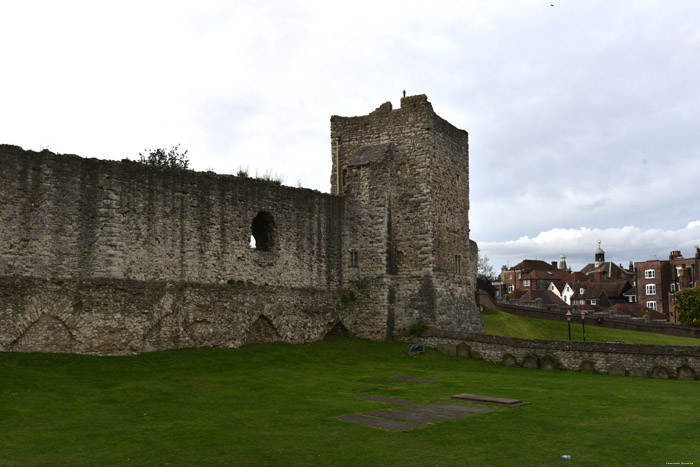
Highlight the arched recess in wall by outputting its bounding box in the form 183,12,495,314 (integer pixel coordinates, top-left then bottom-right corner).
250,211,277,252
9,314,76,353
323,321,350,339
245,315,281,345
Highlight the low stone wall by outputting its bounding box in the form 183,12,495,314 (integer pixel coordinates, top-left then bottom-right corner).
0,277,381,355
417,330,700,380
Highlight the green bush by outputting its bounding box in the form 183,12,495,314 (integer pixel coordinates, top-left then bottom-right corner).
677,286,700,327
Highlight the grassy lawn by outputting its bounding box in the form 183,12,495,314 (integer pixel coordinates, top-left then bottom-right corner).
2,339,699,466
482,306,700,345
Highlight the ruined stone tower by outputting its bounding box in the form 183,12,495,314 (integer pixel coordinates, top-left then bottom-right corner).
0,93,482,355
331,94,483,338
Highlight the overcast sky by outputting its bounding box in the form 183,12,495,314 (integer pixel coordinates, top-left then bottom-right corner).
2,1,699,272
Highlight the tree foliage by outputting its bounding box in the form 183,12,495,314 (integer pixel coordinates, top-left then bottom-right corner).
476,254,497,297
138,144,189,169
676,286,700,327
477,254,496,281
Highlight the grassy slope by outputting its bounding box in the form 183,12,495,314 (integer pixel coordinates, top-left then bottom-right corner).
482,306,700,345
2,340,700,466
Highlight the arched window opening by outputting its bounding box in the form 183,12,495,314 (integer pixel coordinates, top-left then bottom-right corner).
251,211,276,252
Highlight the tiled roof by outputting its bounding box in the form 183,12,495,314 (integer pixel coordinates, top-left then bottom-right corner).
549,281,566,293
611,303,667,320
569,280,632,300
510,259,555,272
522,269,567,280
520,290,567,306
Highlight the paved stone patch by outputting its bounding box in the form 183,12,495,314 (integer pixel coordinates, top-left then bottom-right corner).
396,406,476,420
364,409,445,424
452,393,530,407
359,396,415,404
423,402,497,414
335,414,421,431
393,375,437,383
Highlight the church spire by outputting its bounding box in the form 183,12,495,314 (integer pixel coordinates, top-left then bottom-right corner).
558,251,567,270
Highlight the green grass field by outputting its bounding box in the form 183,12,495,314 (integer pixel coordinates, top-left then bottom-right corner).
482,306,700,345
2,339,699,466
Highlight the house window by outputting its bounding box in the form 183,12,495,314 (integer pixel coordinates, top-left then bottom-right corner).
455,255,462,274
349,251,358,267
670,283,676,292
523,279,531,287
645,284,656,295
590,299,597,305
509,274,513,280
646,301,657,311
507,285,515,293
644,269,655,279
580,288,585,294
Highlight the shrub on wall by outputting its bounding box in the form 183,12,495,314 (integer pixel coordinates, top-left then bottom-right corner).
677,286,700,327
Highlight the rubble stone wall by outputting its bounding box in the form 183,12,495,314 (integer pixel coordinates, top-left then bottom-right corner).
0,94,482,355
420,331,700,379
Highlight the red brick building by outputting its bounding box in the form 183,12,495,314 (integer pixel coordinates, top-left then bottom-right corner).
635,248,700,322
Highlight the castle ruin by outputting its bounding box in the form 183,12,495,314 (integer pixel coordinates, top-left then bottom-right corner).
0,94,483,355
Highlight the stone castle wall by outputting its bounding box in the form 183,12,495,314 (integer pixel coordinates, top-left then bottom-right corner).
0,95,483,355
0,146,343,287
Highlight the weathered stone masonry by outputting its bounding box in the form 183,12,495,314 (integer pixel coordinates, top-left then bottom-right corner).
0,94,483,355
420,332,700,380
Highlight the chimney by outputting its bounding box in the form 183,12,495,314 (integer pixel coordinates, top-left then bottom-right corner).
594,268,603,282
669,250,683,260
551,261,557,269
696,247,700,259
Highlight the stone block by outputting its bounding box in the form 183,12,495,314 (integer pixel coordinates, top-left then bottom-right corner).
580,360,595,373
437,343,457,357
629,367,647,378
456,342,471,358
502,353,518,367
677,365,696,380
522,354,540,369
541,355,559,371
607,363,626,377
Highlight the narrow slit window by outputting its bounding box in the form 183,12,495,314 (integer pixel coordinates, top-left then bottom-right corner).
455,254,462,274
349,250,358,267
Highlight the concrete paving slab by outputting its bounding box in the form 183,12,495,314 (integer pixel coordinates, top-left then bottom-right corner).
364,409,443,424
393,375,437,383
359,396,415,404
423,402,497,414
451,393,530,407
396,406,476,419
334,414,421,431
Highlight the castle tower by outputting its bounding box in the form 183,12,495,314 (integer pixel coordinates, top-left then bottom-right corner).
330,94,483,337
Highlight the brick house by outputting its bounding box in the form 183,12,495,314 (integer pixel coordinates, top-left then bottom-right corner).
636,248,700,322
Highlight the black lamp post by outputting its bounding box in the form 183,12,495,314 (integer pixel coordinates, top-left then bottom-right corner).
581,311,586,342
566,311,572,341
